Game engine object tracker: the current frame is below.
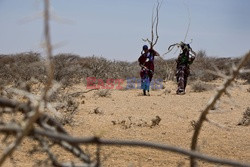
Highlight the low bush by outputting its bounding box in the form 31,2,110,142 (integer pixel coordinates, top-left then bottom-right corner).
1,51,249,87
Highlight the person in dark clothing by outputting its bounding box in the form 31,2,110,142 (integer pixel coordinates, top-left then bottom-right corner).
138,45,160,95
175,42,196,94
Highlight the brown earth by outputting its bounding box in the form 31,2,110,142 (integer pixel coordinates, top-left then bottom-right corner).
2,80,250,167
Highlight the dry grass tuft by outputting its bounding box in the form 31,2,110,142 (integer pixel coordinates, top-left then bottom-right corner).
191,80,214,92
238,107,250,126
95,89,111,97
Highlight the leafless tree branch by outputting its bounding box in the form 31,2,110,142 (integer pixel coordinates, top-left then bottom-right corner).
1,123,249,167
0,105,40,165
142,0,162,49
0,0,54,165
183,0,191,42
190,51,250,167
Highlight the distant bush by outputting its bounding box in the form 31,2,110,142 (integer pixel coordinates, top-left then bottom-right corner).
154,57,176,81
237,56,250,83
0,51,249,87
0,52,45,85
190,50,239,82
53,54,83,86
191,80,214,92
54,54,139,86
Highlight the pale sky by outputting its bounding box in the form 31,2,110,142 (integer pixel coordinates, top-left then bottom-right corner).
0,0,249,61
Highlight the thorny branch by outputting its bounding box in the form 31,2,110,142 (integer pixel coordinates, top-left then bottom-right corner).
0,105,40,166
43,0,54,102
0,0,55,166
190,51,250,167
0,97,91,164
0,98,250,167
0,123,249,167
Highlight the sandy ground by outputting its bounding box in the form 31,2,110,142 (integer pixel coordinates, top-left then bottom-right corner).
2,80,250,167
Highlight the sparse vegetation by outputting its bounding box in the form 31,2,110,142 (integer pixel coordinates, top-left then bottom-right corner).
90,107,103,115
111,115,161,129
1,0,250,166
1,52,248,88
95,89,111,97
191,80,214,92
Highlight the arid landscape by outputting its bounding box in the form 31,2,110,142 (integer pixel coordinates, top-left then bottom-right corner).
0,52,250,167
1,0,250,166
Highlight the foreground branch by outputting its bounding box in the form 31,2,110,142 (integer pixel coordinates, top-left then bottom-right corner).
2,126,248,167
32,131,250,167
0,106,41,166
190,51,250,166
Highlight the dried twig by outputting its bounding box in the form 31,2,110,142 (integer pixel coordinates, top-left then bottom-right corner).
0,105,40,165
68,88,99,97
190,51,250,167
43,0,54,102
1,125,249,167
142,0,162,49
7,128,250,167
0,0,54,165
183,0,191,43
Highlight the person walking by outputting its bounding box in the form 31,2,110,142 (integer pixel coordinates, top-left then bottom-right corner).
138,45,160,95
175,42,196,94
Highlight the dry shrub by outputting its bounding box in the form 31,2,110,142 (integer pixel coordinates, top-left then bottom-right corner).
1,51,248,88
95,89,111,97
237,56,250,83
0,52,45,85
190,50,217,82
154,58,176,81
53,54,83,86
111,115,161,129
238,107,250,126
190,50,238,82
191,80,213,92
54,96,79,126
54,54,137,86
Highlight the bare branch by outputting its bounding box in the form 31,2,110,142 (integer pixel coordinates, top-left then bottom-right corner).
1,123,250,167
0,105,40,165
68,88,99,97
38,136,94,167
43,0,54,102
239,69,250,74
206,69,229,79
152,1,161,48
31,132,250,167
0,1,54,164
142,0,162,49
190,51,250,166
183,1,191,42
0,97,31,113
162,43,179,56
205,118,230,130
